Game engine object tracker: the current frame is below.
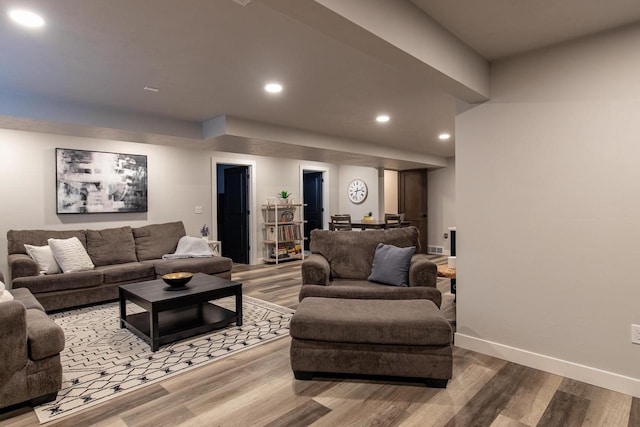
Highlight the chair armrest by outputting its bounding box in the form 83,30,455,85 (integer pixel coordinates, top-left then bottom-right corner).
8,254,39,283
0,301,28,386
301,254,330,286
408,254,438,287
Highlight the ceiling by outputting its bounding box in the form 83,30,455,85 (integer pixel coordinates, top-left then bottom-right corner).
0,0,639,167
411,0,640,60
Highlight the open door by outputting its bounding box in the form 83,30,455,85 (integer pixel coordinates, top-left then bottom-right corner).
303,171,324,251
217,165,249,264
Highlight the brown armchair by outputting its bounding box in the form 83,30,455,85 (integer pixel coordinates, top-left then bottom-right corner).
300,227,441,306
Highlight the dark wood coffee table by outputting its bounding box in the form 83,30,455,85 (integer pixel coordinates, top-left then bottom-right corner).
119,273,242,351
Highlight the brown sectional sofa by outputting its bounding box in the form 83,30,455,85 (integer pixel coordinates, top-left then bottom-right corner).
0,272,65,409
8,221,232,311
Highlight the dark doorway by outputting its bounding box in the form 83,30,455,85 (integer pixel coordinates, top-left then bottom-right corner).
399,169,428,253
217,164,250,264
303,171,324,251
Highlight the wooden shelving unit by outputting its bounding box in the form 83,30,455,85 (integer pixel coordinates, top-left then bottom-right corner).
262,198,306,264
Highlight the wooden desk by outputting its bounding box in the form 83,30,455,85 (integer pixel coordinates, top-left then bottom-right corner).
328,220,411,230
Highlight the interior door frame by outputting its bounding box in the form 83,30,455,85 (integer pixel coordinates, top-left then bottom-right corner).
211,157,257,265
299,164,329,231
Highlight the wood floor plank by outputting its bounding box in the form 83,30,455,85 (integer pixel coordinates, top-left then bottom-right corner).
499,370,563,426
536,390,590,427
628,397,640,427
443,363,539,427
491,414,530,427
399,356,505,426
558,377,633,427
263,399,331,427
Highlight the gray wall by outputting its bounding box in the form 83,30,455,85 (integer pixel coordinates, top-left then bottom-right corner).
428,158,456,253
455,24,640,394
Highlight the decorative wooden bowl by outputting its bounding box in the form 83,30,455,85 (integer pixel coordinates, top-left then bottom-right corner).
161,272,194,288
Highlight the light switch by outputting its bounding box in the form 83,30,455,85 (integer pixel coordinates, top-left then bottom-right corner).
195,206,203,214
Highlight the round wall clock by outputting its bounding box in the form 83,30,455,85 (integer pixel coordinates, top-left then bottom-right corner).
348,179,368,204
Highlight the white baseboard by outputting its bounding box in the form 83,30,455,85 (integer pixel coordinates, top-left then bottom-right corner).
455,333,640,398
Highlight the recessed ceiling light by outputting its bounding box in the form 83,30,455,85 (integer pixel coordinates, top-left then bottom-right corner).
264,83,283,94
8,9,45,28
439,133,451,140
376,114,390,123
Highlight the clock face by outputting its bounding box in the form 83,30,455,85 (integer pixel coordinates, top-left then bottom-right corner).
348,179,368,204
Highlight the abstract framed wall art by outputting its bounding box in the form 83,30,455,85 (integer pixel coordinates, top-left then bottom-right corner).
56,148,148,214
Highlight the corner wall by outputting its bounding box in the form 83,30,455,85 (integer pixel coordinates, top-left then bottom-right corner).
428,158,455,252
455,24,640,395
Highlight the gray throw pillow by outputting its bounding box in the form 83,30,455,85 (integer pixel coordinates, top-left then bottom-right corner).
367,243,415,287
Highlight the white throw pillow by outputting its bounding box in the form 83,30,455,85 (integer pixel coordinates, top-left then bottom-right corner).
24,244,62,275
0,281,13,302
48,237,95,273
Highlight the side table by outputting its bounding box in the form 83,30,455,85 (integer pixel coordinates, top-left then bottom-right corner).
437,265,457,301
206,240,221,256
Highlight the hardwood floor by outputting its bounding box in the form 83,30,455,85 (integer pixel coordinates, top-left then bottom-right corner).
0,260,637,427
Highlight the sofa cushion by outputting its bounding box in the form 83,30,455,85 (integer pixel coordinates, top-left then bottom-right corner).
25,309,65,360
95,262,155,284
290,297,451,346
143,256,233,276
309,227,420,280
48,237,95,273
11,270,103,294
86,226,137,267
298,280,442,307
133,222,186,261
368,243,415,287
24,244,61,275
7,229,87,255
9,288,45,311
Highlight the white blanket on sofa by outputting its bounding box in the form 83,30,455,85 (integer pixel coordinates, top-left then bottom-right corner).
162,236,213,259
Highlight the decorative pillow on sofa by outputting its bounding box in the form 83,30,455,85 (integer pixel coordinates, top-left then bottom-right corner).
24,244,61,275
86,226,137,266
367,243,416,287
48,237,95,273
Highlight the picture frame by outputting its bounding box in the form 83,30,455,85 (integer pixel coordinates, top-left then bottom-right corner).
56,148,148,214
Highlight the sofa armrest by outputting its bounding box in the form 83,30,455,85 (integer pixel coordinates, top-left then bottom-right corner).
408,254,438,288
301,254,330,286
26,309,65,360
0,301,28,386
8,254,39,283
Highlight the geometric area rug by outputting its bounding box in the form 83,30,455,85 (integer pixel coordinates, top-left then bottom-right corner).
35,296,294,424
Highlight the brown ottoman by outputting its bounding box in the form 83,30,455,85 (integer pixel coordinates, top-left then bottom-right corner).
289,297,453,387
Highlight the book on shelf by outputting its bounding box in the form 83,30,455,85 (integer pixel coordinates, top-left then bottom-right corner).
266,224,302,242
